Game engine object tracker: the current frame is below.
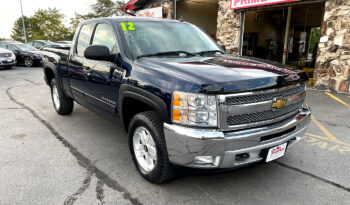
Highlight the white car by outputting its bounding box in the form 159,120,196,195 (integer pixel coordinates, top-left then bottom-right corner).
0,48,16,69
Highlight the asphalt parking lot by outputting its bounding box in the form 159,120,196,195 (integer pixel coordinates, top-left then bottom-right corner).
1,66,350,204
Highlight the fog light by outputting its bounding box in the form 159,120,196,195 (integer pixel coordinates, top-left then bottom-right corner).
235,153,250,160
193,156,220,167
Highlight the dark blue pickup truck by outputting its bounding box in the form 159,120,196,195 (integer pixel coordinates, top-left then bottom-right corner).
42,17,311,183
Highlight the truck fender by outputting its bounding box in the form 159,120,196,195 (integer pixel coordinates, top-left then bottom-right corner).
43,63,67,98
119,84,170,131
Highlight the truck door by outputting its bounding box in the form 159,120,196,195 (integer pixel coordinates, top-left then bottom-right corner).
82,23,123,115
68,23,94,104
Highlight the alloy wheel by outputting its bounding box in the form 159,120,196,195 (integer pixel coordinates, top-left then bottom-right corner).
133,126,157,173
52,85,60,110
24,58,33,67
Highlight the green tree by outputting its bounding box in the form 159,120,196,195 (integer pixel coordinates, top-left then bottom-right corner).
92,0,119,17
11,16,33,42
31,8,73,41
70,0,125,31
11,8,73,42
69,13,97,34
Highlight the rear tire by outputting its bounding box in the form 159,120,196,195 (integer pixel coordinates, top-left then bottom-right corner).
50,79,73,115
129,111,175,184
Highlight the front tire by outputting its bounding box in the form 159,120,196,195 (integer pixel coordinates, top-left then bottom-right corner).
50,79,73,115
129,111,175,184
24,57,33,67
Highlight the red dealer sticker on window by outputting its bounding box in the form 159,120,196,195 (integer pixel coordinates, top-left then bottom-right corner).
231,0,299,10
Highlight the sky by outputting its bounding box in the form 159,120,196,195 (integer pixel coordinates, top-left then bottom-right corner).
0,0,99,39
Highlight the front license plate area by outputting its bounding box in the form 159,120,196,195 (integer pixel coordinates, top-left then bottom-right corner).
266,143,287,162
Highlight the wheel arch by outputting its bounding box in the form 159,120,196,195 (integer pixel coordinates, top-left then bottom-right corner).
44,66,55,86
43,63,68,98
119,85,170,132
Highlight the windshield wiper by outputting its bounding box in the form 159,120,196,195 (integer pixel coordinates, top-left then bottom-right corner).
195,50,224,56
137,51,196,59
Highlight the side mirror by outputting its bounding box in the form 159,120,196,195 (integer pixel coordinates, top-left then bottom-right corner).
13,50,20,54
219,44,226,52
84,45,112,61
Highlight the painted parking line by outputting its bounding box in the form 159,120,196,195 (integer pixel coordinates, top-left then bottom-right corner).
325,92,350,109
311,115,338,142
302,115,350,155
303,133,350,155
305,133,350,147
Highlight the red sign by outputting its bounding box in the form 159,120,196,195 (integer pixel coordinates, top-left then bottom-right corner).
231,0,299,10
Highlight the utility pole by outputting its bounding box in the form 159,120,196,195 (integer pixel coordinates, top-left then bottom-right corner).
20,0,27,43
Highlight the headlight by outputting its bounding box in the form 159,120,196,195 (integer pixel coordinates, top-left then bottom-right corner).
34,54,42,58
172,91,218,127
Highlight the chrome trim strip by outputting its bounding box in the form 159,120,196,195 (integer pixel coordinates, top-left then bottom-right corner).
70,85,84,94
227,100,273,115
70,86,115,108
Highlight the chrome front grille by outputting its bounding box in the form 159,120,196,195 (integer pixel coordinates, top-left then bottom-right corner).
227,100,303,126
226,84,305,106
218,84,306,131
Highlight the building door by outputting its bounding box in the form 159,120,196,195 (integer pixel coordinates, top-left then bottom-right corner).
241,2,325,71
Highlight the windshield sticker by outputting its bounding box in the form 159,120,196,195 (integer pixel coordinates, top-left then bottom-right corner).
121,22,135,31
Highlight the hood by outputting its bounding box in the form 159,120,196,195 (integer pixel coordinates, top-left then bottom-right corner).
137,55,308,93
0,48,13,54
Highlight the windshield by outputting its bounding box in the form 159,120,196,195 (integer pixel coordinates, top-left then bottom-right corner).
16,44,38,51
119,21,221,59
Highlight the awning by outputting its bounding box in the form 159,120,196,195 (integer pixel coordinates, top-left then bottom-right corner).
119,0,138,15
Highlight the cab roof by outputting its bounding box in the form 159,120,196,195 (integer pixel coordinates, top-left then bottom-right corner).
80,17,180,24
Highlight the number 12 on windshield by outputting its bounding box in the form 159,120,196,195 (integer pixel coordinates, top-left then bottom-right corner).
121,22,135,31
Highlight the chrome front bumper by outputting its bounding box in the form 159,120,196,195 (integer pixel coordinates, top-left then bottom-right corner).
164,106,311,168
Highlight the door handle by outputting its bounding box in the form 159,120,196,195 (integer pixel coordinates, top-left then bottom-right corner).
83,67,92,75
83,66,91,72
82,67,92,80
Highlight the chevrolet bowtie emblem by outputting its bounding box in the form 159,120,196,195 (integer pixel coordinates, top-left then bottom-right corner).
272,99,287,109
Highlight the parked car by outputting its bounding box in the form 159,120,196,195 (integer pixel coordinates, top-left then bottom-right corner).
0,43,44,67
0,40,22,45
27,40,58,49
0,48,16,69
43,17,311,183
56,41,72,45
40,43,71,50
